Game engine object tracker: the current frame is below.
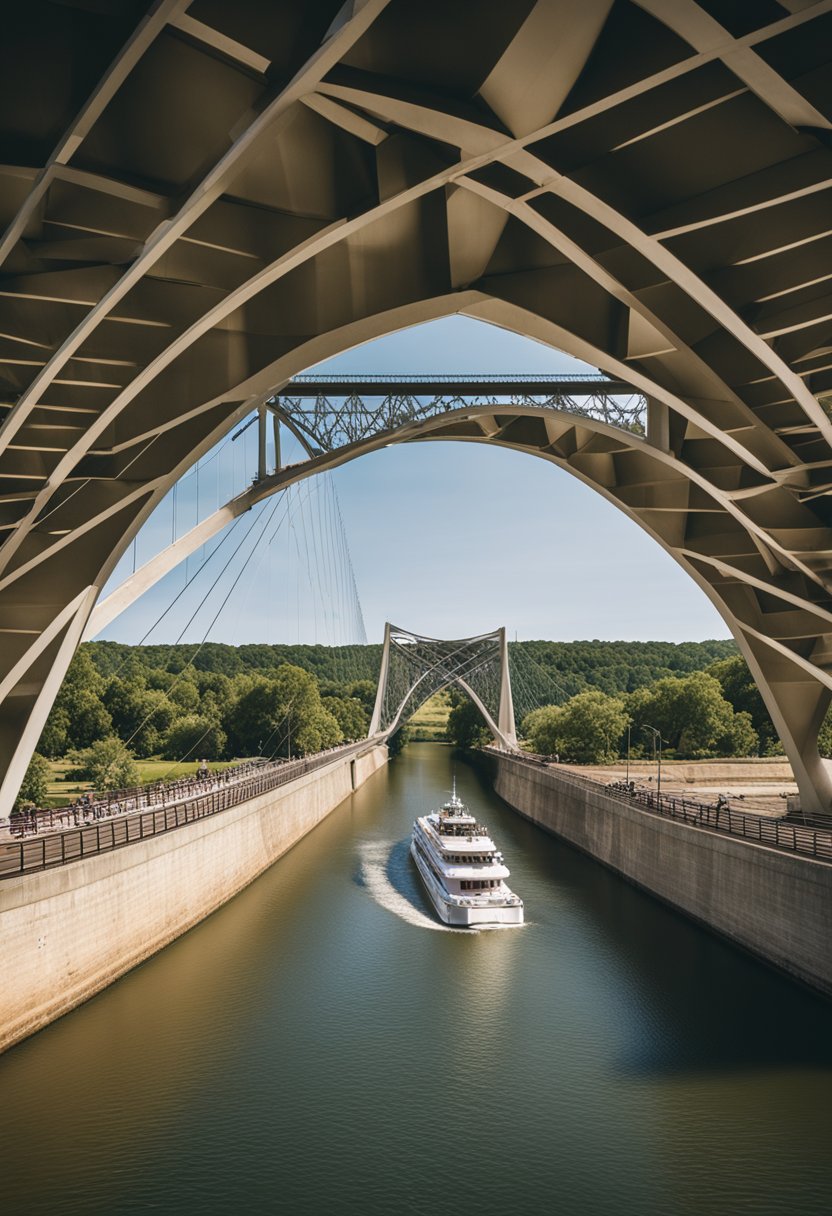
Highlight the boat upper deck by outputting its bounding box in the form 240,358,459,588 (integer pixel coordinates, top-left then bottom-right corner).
418,815,497,855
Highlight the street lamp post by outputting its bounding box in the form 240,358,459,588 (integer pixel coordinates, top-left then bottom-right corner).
642,724,663,800
625,723,631,785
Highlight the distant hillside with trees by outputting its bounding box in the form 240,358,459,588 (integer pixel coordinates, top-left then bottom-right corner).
33,647,378,795
83,640,384,683
507,638,737,704
82,637,736,696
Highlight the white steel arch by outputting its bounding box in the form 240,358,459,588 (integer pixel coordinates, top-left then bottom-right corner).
368,623,517,749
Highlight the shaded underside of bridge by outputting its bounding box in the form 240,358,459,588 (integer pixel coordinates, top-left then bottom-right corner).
3,1,832,813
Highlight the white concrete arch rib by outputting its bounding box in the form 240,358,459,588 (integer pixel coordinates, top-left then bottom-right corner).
1,1,832,813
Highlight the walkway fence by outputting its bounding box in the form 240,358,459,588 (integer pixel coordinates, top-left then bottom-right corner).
484,748,832,865
0,742,370,880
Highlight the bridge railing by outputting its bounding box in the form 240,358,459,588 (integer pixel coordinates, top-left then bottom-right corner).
484,748,832,864
0,742,371,880
285,373,627,385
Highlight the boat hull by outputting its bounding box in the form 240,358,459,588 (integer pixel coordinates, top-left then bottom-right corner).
410,841,524,927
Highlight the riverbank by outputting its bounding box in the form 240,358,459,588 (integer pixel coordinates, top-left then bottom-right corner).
4,742,832,1216
481,749,832,997
0,742,387,1053
563,756,797,816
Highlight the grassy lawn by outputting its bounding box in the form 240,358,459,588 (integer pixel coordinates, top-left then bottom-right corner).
45,757,258,808
409,690,452,741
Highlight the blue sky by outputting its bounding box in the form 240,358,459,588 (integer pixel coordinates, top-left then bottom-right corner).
98,316,729,647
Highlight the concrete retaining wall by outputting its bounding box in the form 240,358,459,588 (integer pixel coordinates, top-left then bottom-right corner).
0,744,388,1053
486,752,832,996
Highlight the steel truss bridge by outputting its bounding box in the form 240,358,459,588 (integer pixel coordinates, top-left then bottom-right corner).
3,2,832,816
276,373,645,451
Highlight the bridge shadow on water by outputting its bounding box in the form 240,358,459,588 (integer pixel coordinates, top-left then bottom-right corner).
461,755,832,1081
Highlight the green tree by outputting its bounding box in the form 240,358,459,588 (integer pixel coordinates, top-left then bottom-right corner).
38,704,72,759
387,724,411,756
14,752,50,809
522,691,630,763
168,677,200,713
195,670,233,711
717,709,758,758
345,679,377,713
816,712,832,759
628,672,754,758
67,737,140,791
707,655,778,753
104,678,176,757
520,705,563,754
162,715,227,761
322,695,369,741
39,648,112,756
446,698,491,748
225,665,342,757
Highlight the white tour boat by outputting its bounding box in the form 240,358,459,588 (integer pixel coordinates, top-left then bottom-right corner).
410,783,524,927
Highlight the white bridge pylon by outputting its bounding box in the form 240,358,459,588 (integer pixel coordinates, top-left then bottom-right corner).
369,623,518,751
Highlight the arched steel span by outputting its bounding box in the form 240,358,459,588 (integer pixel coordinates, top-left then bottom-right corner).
368,623,517,749
2,2,832,812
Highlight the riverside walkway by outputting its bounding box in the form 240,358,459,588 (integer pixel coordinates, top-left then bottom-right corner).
0,742,371,880
484,749,832,865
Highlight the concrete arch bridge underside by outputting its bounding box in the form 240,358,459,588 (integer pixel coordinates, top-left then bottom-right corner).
2,1,832,815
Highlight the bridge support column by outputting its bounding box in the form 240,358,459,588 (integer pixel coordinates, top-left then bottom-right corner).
0,586,98,818
739,634,832,818
368,622,392,738
273,412,281,471
257,405,268,482
498,627,517,749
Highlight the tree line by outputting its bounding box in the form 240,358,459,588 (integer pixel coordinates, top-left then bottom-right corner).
40,648,378,763
35,636,740,770
13,636,752,808
14,648,378,808
448,653,821,764
82,637,736,695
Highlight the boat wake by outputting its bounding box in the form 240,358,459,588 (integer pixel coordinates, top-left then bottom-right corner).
357,839,473,933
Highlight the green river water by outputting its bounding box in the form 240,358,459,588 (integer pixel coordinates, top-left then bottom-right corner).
3,743,832,1215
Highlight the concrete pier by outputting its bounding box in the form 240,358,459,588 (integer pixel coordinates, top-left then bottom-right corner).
0,744,387,1053
483,751,832,997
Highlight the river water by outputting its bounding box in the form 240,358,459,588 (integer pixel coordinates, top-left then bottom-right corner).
3,743,832,1215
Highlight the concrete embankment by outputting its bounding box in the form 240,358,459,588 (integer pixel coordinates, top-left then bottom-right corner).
482,751,832,997
0,744,387,1053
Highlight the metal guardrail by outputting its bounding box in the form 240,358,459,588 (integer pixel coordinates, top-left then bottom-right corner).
0,742,370,880
286,373,618,384
484,748,832,865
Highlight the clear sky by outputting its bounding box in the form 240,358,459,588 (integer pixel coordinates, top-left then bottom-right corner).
98,315,730,648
